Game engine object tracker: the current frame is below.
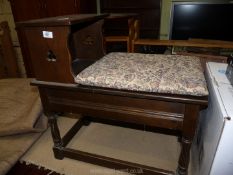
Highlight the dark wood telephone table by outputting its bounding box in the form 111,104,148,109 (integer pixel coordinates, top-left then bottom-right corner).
17,14,208,175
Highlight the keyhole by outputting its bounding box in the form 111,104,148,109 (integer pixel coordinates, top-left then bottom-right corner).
47,50,56,62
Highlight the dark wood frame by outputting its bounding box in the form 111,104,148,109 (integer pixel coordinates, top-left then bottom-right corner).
32,80,208,175
18,14,208,175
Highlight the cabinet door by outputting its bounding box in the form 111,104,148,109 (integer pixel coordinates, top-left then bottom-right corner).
9,0,45,22
44,0,79,17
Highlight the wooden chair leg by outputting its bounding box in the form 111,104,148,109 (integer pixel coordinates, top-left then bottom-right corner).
132,41,136,53
127,40,131,53
48,113,64,159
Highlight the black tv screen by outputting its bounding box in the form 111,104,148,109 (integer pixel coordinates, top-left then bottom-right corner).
170,3,233,41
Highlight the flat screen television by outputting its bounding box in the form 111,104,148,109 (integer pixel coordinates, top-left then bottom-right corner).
170,2,233,41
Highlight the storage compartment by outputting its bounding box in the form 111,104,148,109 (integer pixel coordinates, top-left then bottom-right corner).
17,14,107,83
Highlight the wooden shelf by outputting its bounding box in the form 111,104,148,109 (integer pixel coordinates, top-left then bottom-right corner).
105,36,129,42
133,39,233,49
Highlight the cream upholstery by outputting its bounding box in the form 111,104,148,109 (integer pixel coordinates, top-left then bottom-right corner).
75,52,208,96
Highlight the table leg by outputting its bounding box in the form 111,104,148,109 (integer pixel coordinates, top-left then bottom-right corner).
177,137,192,175
48,113,64,159
177,104,200,175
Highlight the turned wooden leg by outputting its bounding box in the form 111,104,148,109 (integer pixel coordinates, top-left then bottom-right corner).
177,104,200,175
177,137,192,175
48,113,64,159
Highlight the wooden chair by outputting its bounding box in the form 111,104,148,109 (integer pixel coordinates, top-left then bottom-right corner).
131,19,140,53
104,14,138,53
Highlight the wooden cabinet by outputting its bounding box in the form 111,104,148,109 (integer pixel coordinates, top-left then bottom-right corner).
9,0,96,22
10,0,45,21
9,0,97,77
43,0,79,17
101,0,161,38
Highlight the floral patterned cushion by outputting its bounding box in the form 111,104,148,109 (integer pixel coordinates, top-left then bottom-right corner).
75,52,208,96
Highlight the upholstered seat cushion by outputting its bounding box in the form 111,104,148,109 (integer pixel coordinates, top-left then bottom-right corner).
75,52,208,96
